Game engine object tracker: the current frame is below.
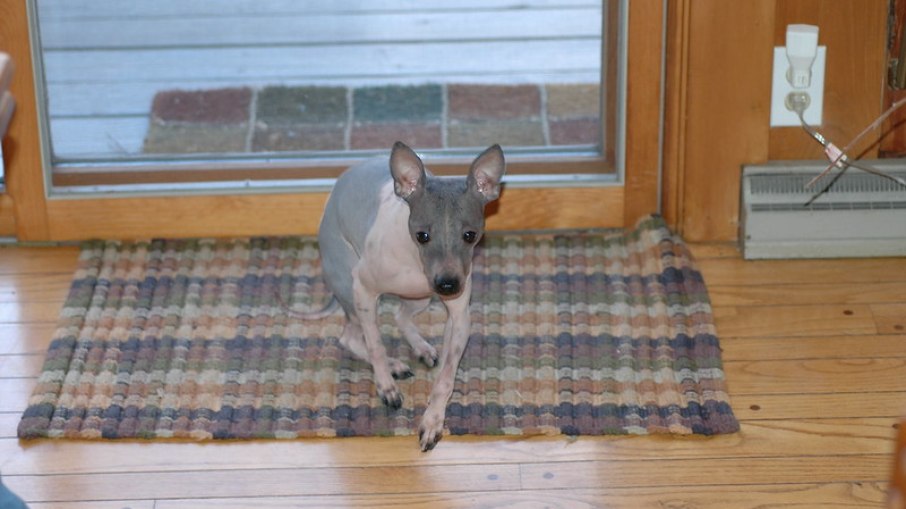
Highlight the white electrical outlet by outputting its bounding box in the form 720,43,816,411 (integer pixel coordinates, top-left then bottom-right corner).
770,45,826,127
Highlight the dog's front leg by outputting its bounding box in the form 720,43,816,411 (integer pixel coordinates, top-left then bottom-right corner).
352,278,403,409
418,280,472,451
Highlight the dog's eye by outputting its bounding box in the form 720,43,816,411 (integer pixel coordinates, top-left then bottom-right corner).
462,231,478,243
415,231,430,244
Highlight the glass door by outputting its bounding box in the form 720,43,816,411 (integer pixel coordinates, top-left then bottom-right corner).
32,0,619,193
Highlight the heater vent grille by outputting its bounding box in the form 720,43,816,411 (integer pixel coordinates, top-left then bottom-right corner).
748,172,906,196
751,200,906,212
740,164,906,259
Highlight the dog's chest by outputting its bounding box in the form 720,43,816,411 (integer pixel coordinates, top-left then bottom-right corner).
355,183,431,298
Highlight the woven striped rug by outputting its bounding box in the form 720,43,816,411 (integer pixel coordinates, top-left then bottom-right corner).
19,215,738,440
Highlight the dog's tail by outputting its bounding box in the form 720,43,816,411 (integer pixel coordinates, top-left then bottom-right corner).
275,291,341,320
292,296,340,320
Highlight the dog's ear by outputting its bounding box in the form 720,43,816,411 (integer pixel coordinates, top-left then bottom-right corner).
467,144,506,203
390,141,426,200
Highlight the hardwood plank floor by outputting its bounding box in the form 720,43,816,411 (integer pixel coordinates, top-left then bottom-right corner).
0,243,902,508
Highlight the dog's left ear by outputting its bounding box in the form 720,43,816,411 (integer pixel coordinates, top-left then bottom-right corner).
467,144,506,203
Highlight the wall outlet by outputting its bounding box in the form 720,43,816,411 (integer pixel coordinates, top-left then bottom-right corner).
770,46,826,127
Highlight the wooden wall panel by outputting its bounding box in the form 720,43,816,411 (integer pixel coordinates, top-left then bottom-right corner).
665,0,890,241
675,0,774,241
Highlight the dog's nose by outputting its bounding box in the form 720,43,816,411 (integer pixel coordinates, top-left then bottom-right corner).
433,276,461,296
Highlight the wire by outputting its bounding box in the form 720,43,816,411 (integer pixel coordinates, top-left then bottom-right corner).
812,96,906,186
788,93,906,205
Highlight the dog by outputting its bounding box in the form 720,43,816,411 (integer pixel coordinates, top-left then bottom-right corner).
310,141,505,451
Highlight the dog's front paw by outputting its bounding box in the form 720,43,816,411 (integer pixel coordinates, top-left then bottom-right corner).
404,337,437,368
388,358,414,380
418,410,445,451
418,346,438,368
378,384,403,409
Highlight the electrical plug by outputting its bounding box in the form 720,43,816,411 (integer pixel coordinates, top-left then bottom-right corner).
785,24,819,88
785,91,811,119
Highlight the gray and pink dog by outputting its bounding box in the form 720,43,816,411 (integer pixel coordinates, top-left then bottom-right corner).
309,142,505,451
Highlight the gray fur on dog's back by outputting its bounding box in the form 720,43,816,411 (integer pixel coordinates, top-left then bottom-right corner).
320,157,389,253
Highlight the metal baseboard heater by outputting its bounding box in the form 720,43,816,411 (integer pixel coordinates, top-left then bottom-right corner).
740,161,906,259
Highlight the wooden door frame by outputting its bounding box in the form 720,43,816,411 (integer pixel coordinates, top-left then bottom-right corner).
2,0,50,239
2,0,663,241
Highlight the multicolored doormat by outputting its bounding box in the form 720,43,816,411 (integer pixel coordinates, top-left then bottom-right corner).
18,215,739,440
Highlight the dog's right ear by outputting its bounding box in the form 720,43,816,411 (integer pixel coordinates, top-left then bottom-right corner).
467,144,506,203
390,141,426,200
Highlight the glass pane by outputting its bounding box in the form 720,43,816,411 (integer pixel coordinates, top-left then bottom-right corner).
34,0,614,183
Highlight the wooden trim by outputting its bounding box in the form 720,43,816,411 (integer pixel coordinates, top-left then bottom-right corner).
600,0,620,171
1,0,50,241
43,186,623,240
661,0,690,232
50,157,614,188
621,0,664,227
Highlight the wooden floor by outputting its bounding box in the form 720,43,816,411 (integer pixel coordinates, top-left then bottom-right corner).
0,243,904,507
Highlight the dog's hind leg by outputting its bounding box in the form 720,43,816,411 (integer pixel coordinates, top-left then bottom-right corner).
337,320,368,361
338,318,414,383
351,291,404,409
395,297,438,368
